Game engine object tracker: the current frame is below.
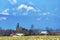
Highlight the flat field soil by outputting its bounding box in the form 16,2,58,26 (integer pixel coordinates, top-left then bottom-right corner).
0,36,60,40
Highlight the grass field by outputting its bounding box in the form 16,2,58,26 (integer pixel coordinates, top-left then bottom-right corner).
0,36,60,40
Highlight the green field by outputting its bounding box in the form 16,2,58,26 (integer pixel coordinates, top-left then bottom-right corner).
0,36,60,40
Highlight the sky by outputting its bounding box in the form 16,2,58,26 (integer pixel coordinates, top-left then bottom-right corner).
0,0,60,30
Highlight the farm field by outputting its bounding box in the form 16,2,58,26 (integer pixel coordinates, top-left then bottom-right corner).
0,36,60,40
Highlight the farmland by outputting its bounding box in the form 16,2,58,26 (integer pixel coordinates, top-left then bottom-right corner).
0,36,60,40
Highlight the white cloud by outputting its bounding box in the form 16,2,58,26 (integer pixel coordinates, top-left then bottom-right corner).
13,12,16,16
9,0,17,5
29,2,34,5
42,12,50,16
0,9,9,15
36,18,41,21
16,4,37,16
43,13,47,15
22,13,28,16
0,17,7,20
37,9,41,12
17,4,36,12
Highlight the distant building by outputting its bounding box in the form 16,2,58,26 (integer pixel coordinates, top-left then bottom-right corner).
40,31,48,35
16,33,24,36
16,23,28,35
16,23,22,33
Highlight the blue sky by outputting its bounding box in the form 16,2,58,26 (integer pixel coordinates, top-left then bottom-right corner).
0,0,60,30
